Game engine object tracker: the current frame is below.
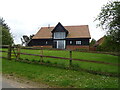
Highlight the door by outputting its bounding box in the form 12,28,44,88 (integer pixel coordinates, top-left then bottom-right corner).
53,40,66,49
57,40,65,49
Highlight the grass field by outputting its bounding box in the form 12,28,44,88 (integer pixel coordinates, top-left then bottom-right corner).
2,59,119,88
1,48,119,73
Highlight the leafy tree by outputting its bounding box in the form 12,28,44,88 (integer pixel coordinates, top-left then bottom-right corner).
21,34,34,46
0,17,14,45
97,35,118,52
90,38,96,46
95,0,120,52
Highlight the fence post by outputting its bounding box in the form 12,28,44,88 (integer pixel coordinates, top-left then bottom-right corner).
69,50,72,66
17,45,20,60
8,45,12,60
40,46,43,63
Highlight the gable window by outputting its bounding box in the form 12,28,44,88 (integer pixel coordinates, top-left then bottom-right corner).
70,41,72,44
76,41,81,45
54,32,65,39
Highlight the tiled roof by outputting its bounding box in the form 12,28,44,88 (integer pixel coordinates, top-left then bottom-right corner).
95,36,105,46
32,25,91,39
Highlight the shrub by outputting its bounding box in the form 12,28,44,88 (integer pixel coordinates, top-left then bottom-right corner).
46,60,51,64
54,62,57,65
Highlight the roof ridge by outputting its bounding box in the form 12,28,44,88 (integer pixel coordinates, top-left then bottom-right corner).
41,25,88,28
64,25,88,27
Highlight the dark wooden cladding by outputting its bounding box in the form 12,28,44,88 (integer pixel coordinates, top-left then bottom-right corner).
28,38,90,46
51,22,68,34
28,39,53,46
66,38,90,45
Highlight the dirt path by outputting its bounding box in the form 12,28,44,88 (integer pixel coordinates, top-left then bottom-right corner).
2,74,51,88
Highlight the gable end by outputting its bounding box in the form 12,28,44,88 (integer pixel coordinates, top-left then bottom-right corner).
51,22,68,34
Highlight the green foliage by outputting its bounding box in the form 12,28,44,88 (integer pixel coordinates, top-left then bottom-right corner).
0,17,14,45
95,1,120,51
97,36,119,52
46,60,51,64
90,38,96,46
59,80,72,87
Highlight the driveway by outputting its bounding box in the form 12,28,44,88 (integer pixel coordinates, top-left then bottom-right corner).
1,75,50,88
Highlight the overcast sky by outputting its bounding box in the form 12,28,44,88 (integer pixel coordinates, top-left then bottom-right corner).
1,0,110,44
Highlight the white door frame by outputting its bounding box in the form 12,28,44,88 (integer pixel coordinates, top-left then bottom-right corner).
56,40,66,49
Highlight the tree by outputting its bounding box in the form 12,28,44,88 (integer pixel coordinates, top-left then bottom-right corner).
95,0,120,52
96,35,118,52
21,34,34,46
90,38,96,46
0,17,14,45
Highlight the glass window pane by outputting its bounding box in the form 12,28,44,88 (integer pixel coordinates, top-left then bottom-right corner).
76,41,81,45
54,32,65,39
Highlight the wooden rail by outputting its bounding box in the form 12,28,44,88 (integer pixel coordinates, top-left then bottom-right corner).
19,52,120,66
0,45,120,66
1,45,120,77
0,51,8,53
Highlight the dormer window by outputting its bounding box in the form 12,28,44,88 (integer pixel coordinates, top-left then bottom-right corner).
54,32,65,39
51,22,69,39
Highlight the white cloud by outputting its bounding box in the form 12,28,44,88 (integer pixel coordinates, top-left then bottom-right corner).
0,0,109,44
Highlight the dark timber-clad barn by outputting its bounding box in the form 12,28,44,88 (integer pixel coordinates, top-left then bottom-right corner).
27,22,91,50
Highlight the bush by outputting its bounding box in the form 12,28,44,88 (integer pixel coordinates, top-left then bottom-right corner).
96,36,119,52
46,60,51,64
54,62,57,65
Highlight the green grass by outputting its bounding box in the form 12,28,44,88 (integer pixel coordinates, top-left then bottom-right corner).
0,58,2,73
2,59,119,88
1,48,119,73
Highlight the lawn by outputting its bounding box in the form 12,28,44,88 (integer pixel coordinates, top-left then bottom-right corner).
2,59,119,88
1,48,119,73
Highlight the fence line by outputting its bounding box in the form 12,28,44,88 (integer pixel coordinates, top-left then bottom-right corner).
1,45,119,56
0,51,8,53
19,52,119,66
0,45,120,66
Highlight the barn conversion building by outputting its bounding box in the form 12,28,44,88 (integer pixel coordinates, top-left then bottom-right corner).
27,22,91,50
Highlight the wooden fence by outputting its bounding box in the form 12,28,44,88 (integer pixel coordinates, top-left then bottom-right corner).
0,45,120,66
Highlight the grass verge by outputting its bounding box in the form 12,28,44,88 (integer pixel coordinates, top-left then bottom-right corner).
2,58,119,88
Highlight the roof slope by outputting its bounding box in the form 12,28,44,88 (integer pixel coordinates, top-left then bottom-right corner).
32,25,91,39
94,36,105,46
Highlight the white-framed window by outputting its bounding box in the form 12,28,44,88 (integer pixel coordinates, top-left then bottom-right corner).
76,41,81,45
70,41,72,44
46,41,48,44
57,40,65,49
54,32,65,39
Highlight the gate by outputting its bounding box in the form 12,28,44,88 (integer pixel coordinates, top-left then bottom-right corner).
8,45,20,60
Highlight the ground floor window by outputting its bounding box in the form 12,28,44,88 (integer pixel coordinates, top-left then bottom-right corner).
76,41,81,45
70,41,72,44
46,41,48,44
